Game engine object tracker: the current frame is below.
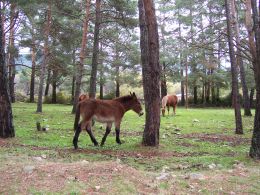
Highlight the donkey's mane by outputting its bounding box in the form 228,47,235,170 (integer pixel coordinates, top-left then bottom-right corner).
114,95,134,103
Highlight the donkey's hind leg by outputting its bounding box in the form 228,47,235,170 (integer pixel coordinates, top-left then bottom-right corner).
115,121,122,144
73,123,82,149
86,122,98,146
101,123,112,146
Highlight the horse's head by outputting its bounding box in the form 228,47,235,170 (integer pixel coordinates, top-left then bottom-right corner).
130,92,144,116
79,94,89,101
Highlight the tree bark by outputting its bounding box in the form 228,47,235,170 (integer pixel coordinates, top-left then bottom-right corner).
89,0,101,99
231,0,252,116
71,49,76,104
44,69,51,96
225,0,243,134
37,1,51,112
0,8,15,138
72,0,91,113
250,88,254,108
139,0,161,146
51,70,57,103
249,0,260,159
161,61,167,98
8,3,16,103
29,34,36,103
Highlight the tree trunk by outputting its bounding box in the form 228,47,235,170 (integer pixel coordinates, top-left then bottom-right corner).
37,1,51,112
115,67,120,97
211,69,216,104
72,0,91,113
250,88,254,108
194,86,197,104
178,9,185,106
89,0,101,99
44,69,51,96
29,34,36,103
71,49,76,104
185,56,188,109
0,8,15,138
52,70,57,104
8,3,16,103
225,0,243,134
181,68,185,106
231,0,252,116
161,61,167,98
139,0,161,146
249,0,260,159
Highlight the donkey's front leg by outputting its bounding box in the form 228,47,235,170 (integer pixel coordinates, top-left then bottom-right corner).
86,124,98,146
73,123,82,149
101,123,112,146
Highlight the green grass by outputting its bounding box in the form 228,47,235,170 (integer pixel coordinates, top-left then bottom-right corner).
8,103,256,170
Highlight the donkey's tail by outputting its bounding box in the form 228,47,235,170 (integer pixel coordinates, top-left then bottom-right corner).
74,102,81,131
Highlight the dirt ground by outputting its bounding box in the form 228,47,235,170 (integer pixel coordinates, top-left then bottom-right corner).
0,135,259,194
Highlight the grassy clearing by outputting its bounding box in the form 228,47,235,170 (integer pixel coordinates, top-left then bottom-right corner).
0,102,259,194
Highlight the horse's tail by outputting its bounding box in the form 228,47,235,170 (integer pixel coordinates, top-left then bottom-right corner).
74,102,81,131
174,95,178,105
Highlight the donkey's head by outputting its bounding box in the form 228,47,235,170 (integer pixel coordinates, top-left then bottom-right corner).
130,92,144,116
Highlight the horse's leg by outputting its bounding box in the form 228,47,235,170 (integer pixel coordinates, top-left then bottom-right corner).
115,121,122,144
174,105,176,115
167,106,170,116
86,122,98,146
73,122,82,149
101,122,112,146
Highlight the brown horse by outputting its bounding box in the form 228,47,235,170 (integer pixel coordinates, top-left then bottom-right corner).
73,92,143,149
161,95,178,117
79,94,89,101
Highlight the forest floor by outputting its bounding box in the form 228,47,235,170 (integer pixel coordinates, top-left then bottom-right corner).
0,103,260,194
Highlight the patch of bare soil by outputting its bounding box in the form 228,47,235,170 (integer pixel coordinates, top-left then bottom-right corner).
0,160,159,194
181,133,250,146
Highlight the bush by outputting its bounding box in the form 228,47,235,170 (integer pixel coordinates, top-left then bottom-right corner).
15,92,28,102
44,92,72,104
102,92,115,100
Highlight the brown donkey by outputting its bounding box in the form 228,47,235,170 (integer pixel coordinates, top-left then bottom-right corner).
73,92,143,149
161,95,178,117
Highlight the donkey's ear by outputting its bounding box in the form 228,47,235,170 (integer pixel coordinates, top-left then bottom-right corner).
130,92,132,96
133,92,136,97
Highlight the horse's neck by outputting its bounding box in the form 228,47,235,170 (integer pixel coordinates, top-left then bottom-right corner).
162,96,168,107
115,98,132,112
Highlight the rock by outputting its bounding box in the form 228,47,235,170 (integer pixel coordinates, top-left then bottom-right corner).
175,128,181,131
95,186,101,191
162,165,169,173
233,162,245,169
217,164,223,169
81,160,89,164
192,119,200,123
23,165,35,174
208,163,216,169
189,173,205,180
116,158,121,164
32,157,43,161
162,134,166,139
41,154,47,159
156,173,170,180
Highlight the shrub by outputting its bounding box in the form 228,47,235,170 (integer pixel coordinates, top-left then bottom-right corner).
44,92,72,104
15,92,28,102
